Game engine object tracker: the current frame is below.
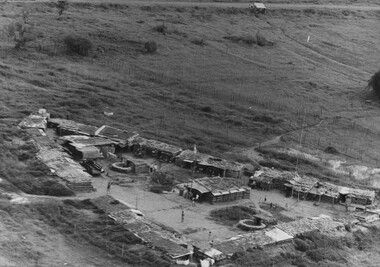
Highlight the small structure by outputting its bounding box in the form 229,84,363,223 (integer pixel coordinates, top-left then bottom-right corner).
197,157,244,178
131,137,182,162
19,114,48,131
48,118,98,136
95,125,139,152
249,2,266,14
338,187,376,206
59,135,117,159
185,177,250,204
120,156,150,173
174,149,211,169
285,175,318,200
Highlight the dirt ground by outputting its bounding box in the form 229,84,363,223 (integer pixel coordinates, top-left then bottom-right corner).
80,173,348,245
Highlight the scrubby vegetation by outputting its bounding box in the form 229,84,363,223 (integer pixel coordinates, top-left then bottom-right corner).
0,200,171,266
228,227,380,267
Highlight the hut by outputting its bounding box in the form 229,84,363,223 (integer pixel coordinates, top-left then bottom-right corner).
95,125,139,152
197,157,244,178
249,2,266,14
131,137,182,162
186,177,250,204
48,118,98,136
285,175,318,200
174,149,211,169
59,135,116,159
339,187,375,206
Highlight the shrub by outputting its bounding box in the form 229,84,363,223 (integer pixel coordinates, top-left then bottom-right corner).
64,35,93,56
256,33,274,47
368,70,380,96
151,172,173,185
153,23,167,34
201,106,212,112
294,238,313,252
145,41,157,53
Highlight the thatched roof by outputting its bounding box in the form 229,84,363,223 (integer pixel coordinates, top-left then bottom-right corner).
288,175,318,192
59,135,116,148
175,149,211,163
135,137,182,155
198,157,244,172
188,177,249,195
37,148,92,184
49,118,98,136
338,186,375,200
137,231,191,259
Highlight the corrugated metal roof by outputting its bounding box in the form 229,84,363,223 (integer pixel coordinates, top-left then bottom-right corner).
254,3,266,9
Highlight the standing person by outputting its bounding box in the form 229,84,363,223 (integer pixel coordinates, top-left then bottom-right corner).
208,231,212,241
107,181,112,194
192,198,195,207
181,210,185,223
264,195,267,202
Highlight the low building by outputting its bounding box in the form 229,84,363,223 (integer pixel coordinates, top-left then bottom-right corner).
48,118,98,136
95,125,139,152
185,177,250,204
285,175,318,200
249,2,266,14
59,135,116,159
197,157,244,178
174,149,211,169
131,137,182,162
338,186,376,206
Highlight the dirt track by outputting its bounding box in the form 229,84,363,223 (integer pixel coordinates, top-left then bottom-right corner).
7,0,380,11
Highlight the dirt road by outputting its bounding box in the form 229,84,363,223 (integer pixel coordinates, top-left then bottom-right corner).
7,0,380,11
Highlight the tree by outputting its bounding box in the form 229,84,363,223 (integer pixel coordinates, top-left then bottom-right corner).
368,70,380,96
145,41,157,53
5,9,34,49
56,0,69,18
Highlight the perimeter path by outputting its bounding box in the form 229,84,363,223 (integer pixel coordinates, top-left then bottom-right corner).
7,0,380,11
